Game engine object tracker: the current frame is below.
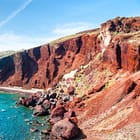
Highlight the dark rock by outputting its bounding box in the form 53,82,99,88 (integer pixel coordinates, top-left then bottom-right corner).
49,92,57,99
18,96,38,107
67,86,75,95
36,97,45,105
87,82,105,95
59,88,64,93
63,95,70,102
42,99,51,109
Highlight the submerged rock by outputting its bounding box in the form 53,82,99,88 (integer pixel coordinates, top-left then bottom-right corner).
30,127,38,133
41,129,50,135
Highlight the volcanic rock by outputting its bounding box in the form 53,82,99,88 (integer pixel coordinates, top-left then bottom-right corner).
33,105,49,116
67,86,75,95
50,105,67,124
51,118,80,139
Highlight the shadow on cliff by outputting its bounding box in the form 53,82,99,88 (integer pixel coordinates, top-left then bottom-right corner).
74,128,87,140
22,51,39,83
0,56,15,82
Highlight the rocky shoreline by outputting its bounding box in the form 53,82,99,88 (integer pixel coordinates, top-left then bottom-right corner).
0,86,82,139
15,85,83,140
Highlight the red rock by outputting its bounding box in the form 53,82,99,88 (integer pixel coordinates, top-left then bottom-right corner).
64,110,76,118
50,105,67,124
87,82,105,95
33,105,49,116
51,118,79,139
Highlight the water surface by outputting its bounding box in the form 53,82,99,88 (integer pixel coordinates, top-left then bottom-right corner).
0,92,49,140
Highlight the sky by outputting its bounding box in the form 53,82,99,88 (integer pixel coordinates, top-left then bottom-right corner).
0,0,140,51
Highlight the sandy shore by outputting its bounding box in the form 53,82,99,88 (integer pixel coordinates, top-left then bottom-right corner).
0,86,44,96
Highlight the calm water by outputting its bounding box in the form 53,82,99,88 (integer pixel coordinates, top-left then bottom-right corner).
0,92,49,140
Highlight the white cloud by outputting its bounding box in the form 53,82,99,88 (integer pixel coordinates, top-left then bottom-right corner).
0,32,57,52
53,22,96,36
0,0,32,27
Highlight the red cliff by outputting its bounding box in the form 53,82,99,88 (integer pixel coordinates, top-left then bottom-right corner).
0,28,101,89
1,16,140,139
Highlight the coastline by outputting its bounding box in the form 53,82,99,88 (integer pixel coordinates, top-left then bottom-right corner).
0,86,44,96
0,85,82,139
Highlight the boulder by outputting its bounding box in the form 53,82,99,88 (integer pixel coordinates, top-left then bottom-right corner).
42,99,51,110
51,118,79,139
33,105,49,116
50,105,67,124
18,97,37,107
49,92,57,99
67,86,75,95
62,95,70,102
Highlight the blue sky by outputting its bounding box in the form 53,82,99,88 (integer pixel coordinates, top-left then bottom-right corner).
0,0,140,51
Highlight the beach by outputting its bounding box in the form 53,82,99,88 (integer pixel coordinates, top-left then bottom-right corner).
0,86,44,96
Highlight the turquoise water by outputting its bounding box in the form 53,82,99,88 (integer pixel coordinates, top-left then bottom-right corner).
0,93,49,140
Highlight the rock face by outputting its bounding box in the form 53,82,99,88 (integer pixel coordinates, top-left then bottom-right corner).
1,17,140,89
100,17,140,72
0,32,100,89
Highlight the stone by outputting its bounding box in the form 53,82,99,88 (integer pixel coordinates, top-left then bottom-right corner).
33,105,49,116
51,118,80,139
42,99,51,109
18,96,38,107
67,86,75,95
50,105,67,124
49,92,57,99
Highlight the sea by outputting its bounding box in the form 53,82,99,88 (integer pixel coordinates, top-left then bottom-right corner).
0,92,49,140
